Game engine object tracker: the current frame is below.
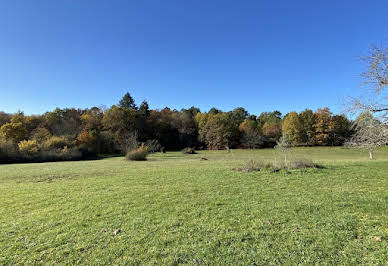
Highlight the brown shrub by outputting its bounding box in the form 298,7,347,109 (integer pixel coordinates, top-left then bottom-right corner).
126,144,148,161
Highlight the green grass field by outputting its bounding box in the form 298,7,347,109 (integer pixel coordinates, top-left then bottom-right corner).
1,147,387,264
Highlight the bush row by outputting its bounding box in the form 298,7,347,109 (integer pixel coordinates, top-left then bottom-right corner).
0,136,93,164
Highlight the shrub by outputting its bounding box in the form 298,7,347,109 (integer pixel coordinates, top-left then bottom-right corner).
18,140,39,158
41,136,69,150
182,147,196,154
0,135,83,163
126,143,148,161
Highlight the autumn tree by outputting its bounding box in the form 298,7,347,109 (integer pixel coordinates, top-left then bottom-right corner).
10,111,25,124
101,105,138,152
77,129,96,146
257,111,282,146
313,108,333,145
198,113,239,149
0,122,27,143
282,112,303,145
25,115,45,136
239,118,263,148
182,106,201,117
81,107,103,132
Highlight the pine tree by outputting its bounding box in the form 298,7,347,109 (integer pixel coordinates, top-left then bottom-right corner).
119,92,137,110
138,100,150,117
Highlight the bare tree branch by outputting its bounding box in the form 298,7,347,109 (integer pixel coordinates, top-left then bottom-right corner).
360,43,388,93
345,112,388,159
348,41,388,124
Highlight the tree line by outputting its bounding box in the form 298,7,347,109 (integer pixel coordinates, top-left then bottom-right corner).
0,92,355,163
2,41,386,163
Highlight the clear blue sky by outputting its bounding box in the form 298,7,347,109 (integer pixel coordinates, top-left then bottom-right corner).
0,0,387,116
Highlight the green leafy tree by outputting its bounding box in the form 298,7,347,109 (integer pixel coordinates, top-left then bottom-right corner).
299,109,316,145
229,107,248,126
329,115,352,146
208,107,222,115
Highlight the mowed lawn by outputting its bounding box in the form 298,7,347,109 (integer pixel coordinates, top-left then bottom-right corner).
0,147,387,264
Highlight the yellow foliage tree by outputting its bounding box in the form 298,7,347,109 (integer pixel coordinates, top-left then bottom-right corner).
282,112,303,145
77,129,96,146
313,108,333,145
0,122,27,143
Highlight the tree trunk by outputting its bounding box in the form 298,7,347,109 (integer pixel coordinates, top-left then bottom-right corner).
369,149,373,160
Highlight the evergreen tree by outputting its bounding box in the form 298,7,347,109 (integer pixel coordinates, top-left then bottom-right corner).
138,100,150,117
119,92,137,110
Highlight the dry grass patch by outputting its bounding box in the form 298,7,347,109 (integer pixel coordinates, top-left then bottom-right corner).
234,158,323,172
